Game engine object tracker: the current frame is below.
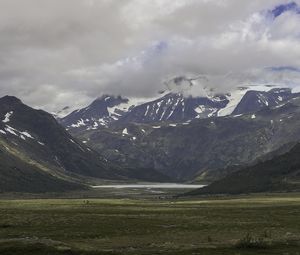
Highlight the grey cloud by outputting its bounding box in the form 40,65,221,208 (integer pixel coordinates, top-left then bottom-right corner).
0,0,299,111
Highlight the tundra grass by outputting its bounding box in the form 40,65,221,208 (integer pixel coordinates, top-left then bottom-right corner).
0,194,300,254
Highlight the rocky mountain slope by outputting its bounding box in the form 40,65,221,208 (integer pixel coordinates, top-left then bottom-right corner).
118,92,228,124
60,92,229,132
59,95,130,130
70,96,300,181
232,88,300,115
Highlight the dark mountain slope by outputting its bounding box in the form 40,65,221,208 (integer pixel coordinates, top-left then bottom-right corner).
189,143,300,195
0,141,83,193
75,116,277,180
0,96,171,192
0,96,121,180
73,96,300,181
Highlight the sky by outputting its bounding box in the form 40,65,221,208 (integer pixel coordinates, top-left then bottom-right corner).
0,0,300,112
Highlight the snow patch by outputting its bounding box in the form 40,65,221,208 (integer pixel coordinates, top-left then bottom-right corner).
144,105,150,116
233,114,243,118
4,125,18,136
218,85,282,117
20,131,34,139
122,128,129,135
2,111,13,123
71,119,86,128
195,105,206,114
218,90,247,117
207,109,218,117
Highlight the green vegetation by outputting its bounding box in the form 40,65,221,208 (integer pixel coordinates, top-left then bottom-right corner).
0,194,300,254
235,233,269,249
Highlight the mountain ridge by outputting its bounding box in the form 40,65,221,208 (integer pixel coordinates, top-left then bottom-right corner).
188,143,300,195
59,86,298,133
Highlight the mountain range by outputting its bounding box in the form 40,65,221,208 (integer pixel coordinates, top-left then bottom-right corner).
57,86,300,182
1,83,300,194
60,86,300,130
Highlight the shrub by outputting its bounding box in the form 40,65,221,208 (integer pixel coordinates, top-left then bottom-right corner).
235,233,269,249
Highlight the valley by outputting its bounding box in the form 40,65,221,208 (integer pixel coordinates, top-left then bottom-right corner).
2,87,300,194
1,1,300,254
1,71,300,255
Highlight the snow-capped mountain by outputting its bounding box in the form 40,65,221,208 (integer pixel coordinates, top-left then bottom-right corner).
232,88,300,115
60,95,133,130
60,92,230,130
119,92,229,123
59,84,300,132
72,96,300,181
52,106,74,119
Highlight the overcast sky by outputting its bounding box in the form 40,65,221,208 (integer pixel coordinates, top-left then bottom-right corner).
0,0,300,111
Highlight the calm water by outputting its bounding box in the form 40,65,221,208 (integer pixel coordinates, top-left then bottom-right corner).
92,183,206,189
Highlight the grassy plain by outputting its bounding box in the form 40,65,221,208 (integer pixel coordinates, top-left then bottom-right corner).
0,192,300,254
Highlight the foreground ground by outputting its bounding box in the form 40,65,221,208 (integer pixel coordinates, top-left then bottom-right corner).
0,192,300,255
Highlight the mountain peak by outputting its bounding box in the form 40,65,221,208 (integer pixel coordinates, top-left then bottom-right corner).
92,95,129,106
0,95,23,105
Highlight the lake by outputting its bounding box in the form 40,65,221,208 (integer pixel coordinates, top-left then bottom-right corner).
92,183,206,189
